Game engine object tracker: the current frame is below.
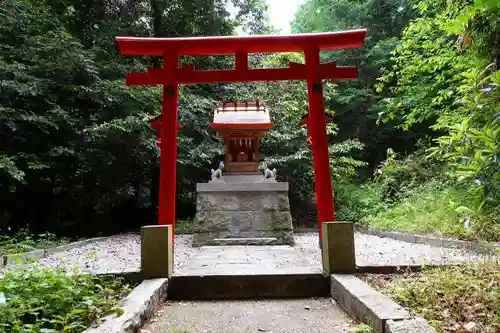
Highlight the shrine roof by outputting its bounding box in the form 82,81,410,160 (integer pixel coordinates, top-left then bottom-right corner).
212,101,271,128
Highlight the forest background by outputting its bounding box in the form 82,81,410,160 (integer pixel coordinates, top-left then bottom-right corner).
1,0,498,241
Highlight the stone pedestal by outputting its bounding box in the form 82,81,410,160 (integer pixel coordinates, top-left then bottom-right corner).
141,225,173,278
193,182,294,246
322,221,356,274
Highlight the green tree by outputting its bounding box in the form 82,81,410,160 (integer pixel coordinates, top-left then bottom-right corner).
0,0,270,234
376,0,500,237
293,0,423,171
0,0,160,234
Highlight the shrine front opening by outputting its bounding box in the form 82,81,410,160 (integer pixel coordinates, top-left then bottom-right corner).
116,30,367,246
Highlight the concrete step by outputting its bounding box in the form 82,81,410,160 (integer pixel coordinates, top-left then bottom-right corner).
170,245,328,300
168,269,330,300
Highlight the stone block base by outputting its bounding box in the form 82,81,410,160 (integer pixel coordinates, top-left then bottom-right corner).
141,225,173,279
193,182,294,246
322,221,356,274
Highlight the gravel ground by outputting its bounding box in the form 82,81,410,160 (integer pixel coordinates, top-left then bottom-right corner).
9,232,491,274
295,232,490,266
29,233,197,274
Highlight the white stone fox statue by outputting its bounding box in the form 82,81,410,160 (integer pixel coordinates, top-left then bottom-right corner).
210,161,224,180
263,165,277,179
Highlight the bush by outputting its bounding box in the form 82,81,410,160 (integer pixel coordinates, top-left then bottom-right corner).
373,148,445,202
366,180,473,238
334,182,386,225
0,267,132,333
337,148,499,241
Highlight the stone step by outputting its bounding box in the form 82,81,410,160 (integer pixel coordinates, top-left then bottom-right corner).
169,245,327,300
211,237,278,245
144,298,356,333
168,269,329,300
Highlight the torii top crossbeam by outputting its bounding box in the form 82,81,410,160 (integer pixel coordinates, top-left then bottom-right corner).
116,30,366,56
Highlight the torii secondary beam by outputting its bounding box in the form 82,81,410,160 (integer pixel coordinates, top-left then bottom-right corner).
126,62,358,86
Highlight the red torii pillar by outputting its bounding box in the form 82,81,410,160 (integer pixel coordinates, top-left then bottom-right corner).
300,113,333,146
149,116,182,240
116,30,367,245
149,116,183,148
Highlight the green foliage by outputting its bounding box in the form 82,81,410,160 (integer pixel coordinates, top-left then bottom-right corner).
294,0,424,168
352,323,374,333
175,219,196,234
0,0,159,234
376,0,500,130
334,182,386,224
428,68,500,214
336,147,444,225
376,13,470,127
364,261,500,332
371,0,499,239
0,230,70,256
373,148,444,200
336,149,498,241
0,267,132,333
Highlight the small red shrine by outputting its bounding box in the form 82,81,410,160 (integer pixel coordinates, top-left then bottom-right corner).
211,101,271,174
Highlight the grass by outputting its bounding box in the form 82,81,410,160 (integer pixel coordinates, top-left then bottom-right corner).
0,231,72,256
362,261,500,332
0,266,133,333
336,179,500,242
366,183,470,239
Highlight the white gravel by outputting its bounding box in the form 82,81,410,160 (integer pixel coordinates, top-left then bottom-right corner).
27,234,198,274
295,232,490,267
11,232,491,274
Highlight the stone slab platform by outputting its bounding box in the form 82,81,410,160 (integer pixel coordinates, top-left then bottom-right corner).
169,245,329,300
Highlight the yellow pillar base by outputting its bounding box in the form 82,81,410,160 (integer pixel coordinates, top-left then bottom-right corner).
322,221,356,274
141,225,173,279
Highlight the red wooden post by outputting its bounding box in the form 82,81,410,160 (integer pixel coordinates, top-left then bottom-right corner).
305,48,336,244
149,118,183,148
300,114,332,146
158,54,179,242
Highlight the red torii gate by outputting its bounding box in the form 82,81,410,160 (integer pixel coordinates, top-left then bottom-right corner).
116,30,367,243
